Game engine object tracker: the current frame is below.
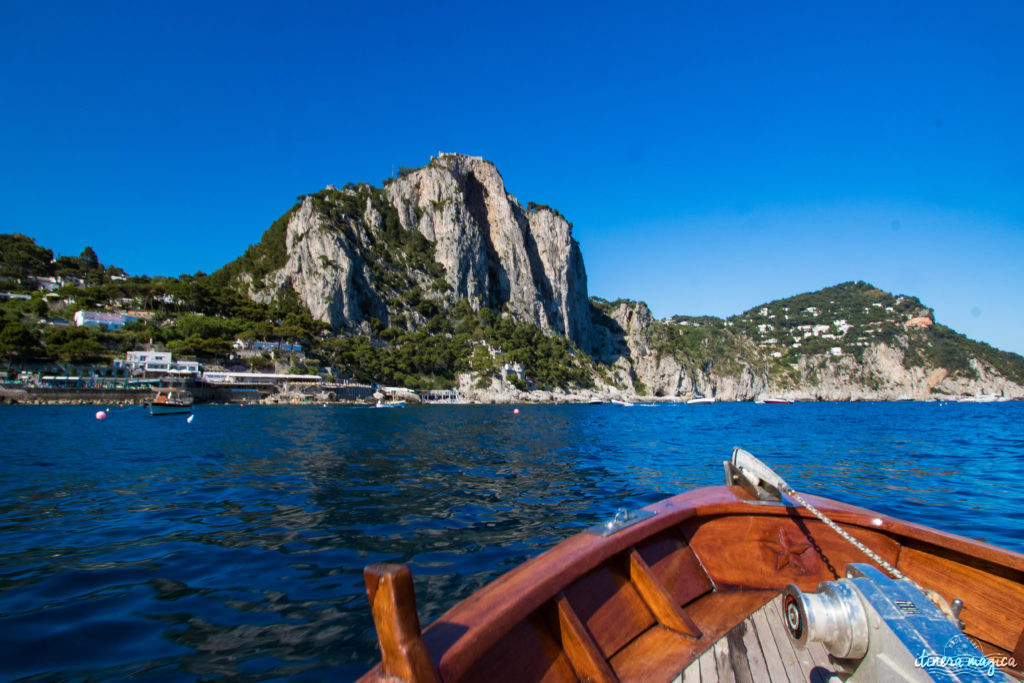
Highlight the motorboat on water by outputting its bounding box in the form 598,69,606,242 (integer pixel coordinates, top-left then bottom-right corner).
686,396,715,405
376,400,405,408
757,397,794,405
146,388,193,416
359,448,1024,682
959,394,1000,403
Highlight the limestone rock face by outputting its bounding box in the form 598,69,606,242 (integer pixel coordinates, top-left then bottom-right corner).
594,301,770,400
597,300,1024,402
388,154,591,344
255,197,385,330
248,153,592,349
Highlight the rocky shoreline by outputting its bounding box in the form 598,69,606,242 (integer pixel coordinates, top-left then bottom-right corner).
4,372,1021,407
4,393,1019,407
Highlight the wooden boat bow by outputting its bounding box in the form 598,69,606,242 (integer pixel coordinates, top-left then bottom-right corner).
360,456,1024,682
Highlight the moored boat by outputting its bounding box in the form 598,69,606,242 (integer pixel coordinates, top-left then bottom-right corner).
758,397,794,404
359,448,1024,682
686,396,715,405
959,394,1000,403
376,400,405,408
146,388,193,415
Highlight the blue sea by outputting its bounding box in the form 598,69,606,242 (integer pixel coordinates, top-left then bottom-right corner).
1,402,1022,681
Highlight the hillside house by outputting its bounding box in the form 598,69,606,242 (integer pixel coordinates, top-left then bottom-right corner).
502,362,526,381
74,310,139,330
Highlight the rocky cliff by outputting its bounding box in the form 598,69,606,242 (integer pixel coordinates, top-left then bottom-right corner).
219,157,1024,402
230,153,593,350
591,300,770,400
594,283,1024,401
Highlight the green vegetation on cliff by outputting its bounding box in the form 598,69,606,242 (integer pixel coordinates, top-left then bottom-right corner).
321,299,594,390
727,281,1023,383
1,233,597,391
4,229,1022,397
652,317,765,376
905,323,1024,385
0,234,54,281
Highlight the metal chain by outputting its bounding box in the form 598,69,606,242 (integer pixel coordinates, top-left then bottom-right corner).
780,482,963,622
779,483,912,583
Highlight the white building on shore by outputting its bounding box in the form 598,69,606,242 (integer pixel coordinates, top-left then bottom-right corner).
114,350,202,378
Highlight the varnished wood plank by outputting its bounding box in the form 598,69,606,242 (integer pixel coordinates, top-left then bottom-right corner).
1014,628,1024,674
459,613,580,683
898,544,1024,652
637,532,715,607
363,563,440,683
685,590,776,639
628,547,702,637
609,625,694,682
562,562,655,658
684,514,902,593
750,603,796,683
553,594,617,683
613,591,775,681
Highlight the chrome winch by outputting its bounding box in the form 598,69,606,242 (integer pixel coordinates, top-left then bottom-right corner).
783,563,1008,681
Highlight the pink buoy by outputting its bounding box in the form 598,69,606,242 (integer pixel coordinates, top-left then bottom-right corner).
95,411,107,420
513,408,520,415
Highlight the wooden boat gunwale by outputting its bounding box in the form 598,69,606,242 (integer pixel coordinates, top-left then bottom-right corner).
360,484,1024,682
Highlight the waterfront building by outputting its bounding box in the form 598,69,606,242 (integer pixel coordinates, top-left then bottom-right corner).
114,350,202,378
202,371,322,384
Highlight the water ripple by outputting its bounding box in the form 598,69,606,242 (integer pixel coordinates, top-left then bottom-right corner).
1,402,1022,680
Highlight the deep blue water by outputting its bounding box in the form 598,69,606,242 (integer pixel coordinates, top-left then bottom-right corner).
1,402,1022,681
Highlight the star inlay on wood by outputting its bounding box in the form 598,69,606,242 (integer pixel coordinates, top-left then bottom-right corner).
765,528,815,574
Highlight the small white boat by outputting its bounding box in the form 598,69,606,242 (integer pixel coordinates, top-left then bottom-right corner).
959,394,1000,403
758,397,793,405
687,396,715,405
376,400,405,408
611,399,634,407
147,388,193,416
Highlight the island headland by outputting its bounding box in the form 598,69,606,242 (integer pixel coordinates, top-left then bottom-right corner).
2,153,1023,404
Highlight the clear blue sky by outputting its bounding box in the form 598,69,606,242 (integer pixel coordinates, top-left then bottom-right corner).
2,1,1023,353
